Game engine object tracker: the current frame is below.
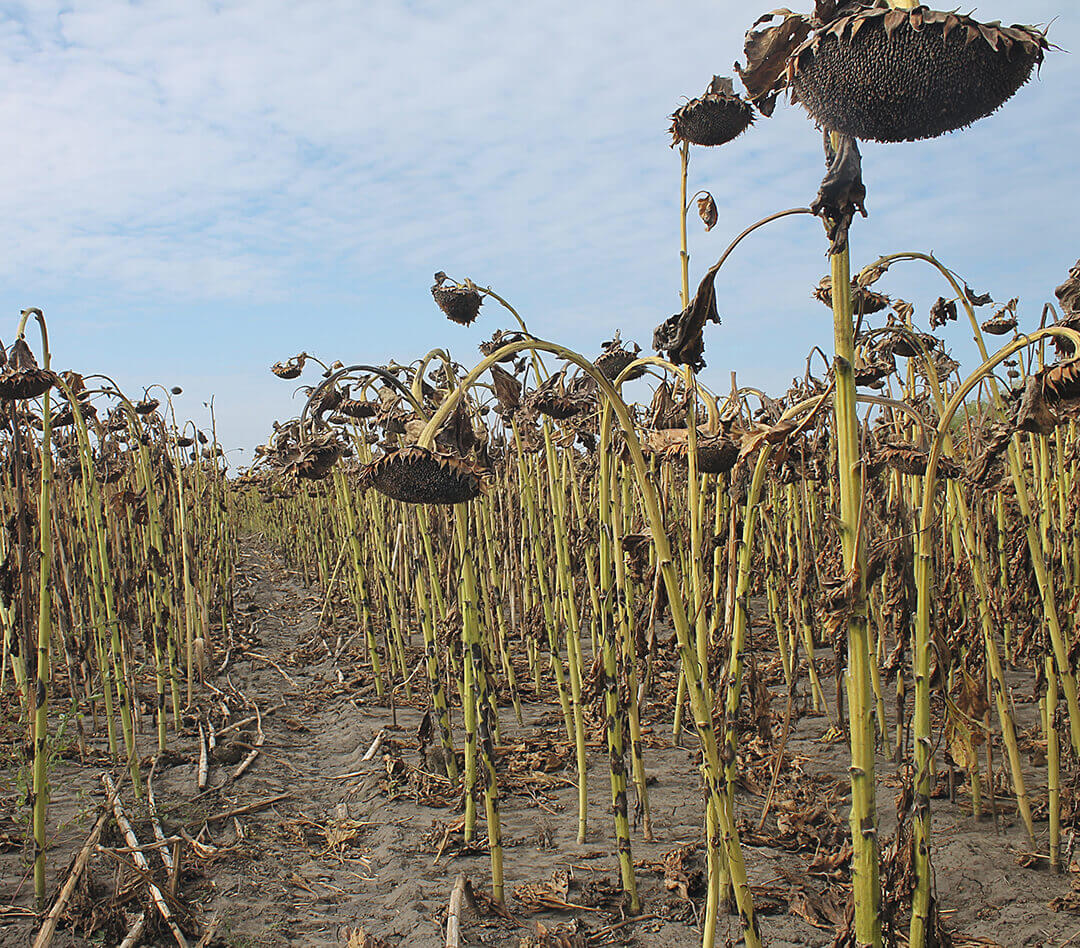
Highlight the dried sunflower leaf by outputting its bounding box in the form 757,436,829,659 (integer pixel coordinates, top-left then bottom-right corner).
735,9,812,116
653,268,721,370
964,285,993,307
490,364,521,415
810,132,866,255
697,193,718,231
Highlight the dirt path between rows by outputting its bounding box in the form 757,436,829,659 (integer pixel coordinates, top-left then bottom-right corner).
3,537,1079,946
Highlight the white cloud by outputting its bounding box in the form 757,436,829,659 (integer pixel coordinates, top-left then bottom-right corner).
0,1,1074,448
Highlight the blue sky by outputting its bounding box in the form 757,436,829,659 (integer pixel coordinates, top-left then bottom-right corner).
0,1,1075,456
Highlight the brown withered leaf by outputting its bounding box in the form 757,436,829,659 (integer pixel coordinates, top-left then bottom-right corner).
525,919,590,948
1055,258,1080,316
808,840,852,879
1016,374,1057,434
662,845,704,901
964,284,993,307
929,296,957,329
968,423,1012,485
622,533,651,582
737,418,799,462
344,926,390,948
697,193,718,231
946,714,977,772
435,399,477,456
810,132,866,256
1040,357,1080,403
789,887,848,929
955,668,990,734
735,9,812,116
1050,889,1080,914
648,379,698,429
813,0,845,22
856,260,890,287
490,364,521,415
653,267,721,370
513,868,574,913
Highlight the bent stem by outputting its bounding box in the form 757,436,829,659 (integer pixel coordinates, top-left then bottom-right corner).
418,337,761,947
860,250,1080,754
909,324,1080,948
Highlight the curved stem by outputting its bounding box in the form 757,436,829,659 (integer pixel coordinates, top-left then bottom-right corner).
419,336,762,946
411,348,456,405
910,324,1080,948
863,250,1080,753
700,208,813,285
300,364,427,433
614,355,721,433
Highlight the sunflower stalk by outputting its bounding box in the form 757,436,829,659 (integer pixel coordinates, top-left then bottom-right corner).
829,238,881,948
27,311,53,908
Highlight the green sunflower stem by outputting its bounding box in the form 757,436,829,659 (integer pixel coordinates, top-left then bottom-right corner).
829,241,881,948
416,337,761,947
28,311,53,909
909,324,1080,948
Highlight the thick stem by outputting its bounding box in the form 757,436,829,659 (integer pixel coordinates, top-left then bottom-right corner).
830,244,882,948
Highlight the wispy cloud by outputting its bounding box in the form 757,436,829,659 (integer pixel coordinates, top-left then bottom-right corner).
0,1,1074,448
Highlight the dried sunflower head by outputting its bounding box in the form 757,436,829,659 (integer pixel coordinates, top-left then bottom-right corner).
981,310,1018,336
95,455,128,485
670,77,755,147
874,441,962,479
292,440,341,481
0,338,56,400
359,445,489,505
663,433,740,475
1040,358,1080,405
272,353,307,380
854,349,896,386
883,330,940,360
432,273,482,326
307,383,345,418
1051,313,1080,359
337,398,379,420
813,275,888,314
49,404,75,428
594,331,644,383
789,7,1048,143
526,371,594,420
479,329,529,362
104,407,129,432
1056,259,1080,316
